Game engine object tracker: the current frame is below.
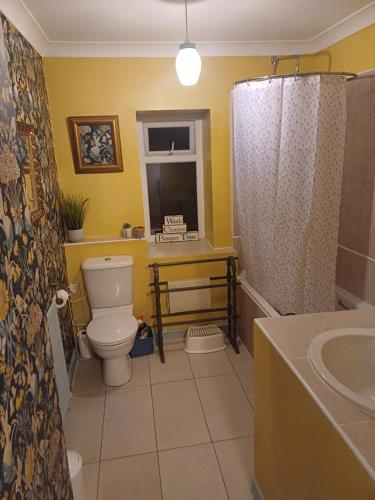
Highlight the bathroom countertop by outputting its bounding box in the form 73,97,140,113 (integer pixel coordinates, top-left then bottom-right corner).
255,308,375,482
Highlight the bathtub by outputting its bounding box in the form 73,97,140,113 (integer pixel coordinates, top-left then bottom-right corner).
237,275,374,356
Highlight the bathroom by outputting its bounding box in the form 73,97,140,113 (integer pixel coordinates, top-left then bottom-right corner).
0,1,374,499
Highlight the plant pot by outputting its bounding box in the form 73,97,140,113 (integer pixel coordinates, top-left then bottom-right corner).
68,228,84,242
133,226,145,239
122,227,133,238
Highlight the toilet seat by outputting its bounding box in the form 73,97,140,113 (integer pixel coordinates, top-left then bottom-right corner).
87,311,138,346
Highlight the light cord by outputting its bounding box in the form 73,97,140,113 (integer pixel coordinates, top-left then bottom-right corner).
185,0,189,41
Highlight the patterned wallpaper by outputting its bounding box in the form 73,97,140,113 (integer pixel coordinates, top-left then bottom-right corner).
0,14,73,499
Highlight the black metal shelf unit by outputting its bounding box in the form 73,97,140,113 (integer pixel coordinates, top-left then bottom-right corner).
149,256,240,363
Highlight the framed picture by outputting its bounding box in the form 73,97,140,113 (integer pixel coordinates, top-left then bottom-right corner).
67,115,123,174
17,121,45,223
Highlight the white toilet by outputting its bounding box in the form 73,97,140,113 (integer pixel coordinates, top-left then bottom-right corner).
81,255,138,386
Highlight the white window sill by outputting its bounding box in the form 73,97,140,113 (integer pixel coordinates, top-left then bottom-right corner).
63,236,146,247
147,238,235,259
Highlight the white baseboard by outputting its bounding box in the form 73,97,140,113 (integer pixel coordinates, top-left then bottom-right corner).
68,349,78,387
251,478,264,500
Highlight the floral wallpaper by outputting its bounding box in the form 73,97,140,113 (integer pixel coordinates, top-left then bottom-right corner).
0,13,73,499
2,18,75,366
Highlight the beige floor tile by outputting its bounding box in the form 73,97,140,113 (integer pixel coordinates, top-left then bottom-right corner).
82,462,99,500
106,356,150,392
101,385,156,460
152,379,210,450
72,358,105,396
214,437,254,500
64,394,105,464
237,370,255,407
149,350,193,384
98,453,162,500
196,374,254,441
157,341,185,352
291,359,369,425
341,420,375,470
188,350,234,378
159,443,227,500
227,344,254,373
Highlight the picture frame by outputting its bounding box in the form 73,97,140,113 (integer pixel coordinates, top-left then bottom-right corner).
17,121,45,223
67,115,123,174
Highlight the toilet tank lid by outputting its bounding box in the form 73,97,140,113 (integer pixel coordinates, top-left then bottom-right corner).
81,255,133,271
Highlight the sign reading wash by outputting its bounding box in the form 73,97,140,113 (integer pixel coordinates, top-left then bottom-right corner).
156,215,199,243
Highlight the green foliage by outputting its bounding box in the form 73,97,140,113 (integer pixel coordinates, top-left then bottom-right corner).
60,192,89,230
123,222,131,228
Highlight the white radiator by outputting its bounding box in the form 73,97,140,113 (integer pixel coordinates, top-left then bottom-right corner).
47,301,71,421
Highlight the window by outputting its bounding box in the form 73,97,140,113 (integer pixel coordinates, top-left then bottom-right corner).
143,121,195,156
138,116,204,240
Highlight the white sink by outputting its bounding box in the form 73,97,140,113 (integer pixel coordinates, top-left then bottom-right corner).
308,328,375,416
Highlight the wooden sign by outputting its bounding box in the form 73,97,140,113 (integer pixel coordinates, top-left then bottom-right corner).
183,232,199,241
156,233,184,243
163,224,187,234
164,215,183,225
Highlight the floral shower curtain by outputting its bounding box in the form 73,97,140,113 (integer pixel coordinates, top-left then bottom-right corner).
232,75,347,314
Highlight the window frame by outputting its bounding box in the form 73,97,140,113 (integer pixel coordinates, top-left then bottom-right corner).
138,117,205,242
142,120,196,156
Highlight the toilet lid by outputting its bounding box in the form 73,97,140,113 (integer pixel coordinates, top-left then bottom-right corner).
87,312,138,346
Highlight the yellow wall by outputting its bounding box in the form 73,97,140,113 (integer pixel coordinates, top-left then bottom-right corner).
43,55,292,325
254,324,375,500
65,240,234,326
308,23,375,73
44,24,375,248
43,56,306,248
44,23,375,325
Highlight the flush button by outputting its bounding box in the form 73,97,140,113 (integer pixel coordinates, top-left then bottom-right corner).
105,257,111,261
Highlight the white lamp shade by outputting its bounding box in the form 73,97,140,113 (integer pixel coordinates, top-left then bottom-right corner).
176,42,202,86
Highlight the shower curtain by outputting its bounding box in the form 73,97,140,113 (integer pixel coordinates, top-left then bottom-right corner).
232,75,347,314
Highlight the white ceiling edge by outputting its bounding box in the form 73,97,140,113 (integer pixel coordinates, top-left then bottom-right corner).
309,1,375,53
44,40,314,58
0,0,48,54
0,0,375,57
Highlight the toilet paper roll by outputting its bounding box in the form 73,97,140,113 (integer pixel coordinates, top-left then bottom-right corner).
68,282,80,295
55,289,69,309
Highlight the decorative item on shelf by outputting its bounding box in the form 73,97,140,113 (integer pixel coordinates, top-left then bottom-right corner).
183,231,199,241
155,214,199,243
60,192,89,242
67,115,123,174
162,223,187,234
164,215,184,225
122,223,132,239
132,226,145,239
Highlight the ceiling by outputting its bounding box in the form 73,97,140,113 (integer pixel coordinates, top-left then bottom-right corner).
1,0,375,56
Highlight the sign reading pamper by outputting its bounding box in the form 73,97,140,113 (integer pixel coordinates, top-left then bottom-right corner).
156,215,199,243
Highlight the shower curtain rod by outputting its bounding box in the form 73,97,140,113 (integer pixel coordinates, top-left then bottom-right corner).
233,71,357,87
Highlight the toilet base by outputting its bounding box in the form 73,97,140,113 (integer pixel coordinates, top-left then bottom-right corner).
102,354,132,386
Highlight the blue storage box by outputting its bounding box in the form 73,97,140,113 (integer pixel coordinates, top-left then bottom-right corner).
130,336,154,358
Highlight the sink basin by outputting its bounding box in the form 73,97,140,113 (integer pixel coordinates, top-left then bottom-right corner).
308,328,375,416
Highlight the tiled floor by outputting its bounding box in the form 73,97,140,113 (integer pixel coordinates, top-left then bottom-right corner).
65,343,255,500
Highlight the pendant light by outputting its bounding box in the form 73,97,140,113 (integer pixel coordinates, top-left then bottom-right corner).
175,0,201,86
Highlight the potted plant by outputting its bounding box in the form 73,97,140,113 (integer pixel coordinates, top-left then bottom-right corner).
60,192,89,243
133,226,145,239
122,223,132,239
